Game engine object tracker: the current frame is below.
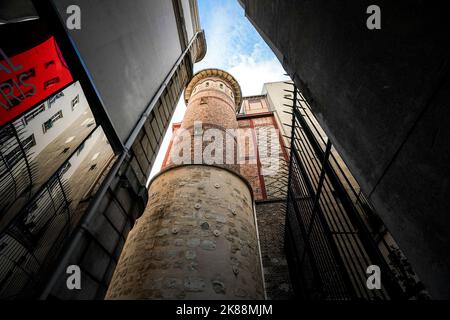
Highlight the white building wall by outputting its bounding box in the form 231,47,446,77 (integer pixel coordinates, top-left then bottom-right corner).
17,81,93,160
62,127,104,180
181,0,194,41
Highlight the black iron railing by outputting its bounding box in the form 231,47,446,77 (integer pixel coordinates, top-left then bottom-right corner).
0,159,72,299
0,123,35,214
284,83,421,300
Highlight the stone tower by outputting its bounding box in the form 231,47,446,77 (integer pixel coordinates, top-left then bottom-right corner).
106,69,265,299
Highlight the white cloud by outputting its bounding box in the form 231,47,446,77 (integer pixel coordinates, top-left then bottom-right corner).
195,2,288,95
229,48,288,96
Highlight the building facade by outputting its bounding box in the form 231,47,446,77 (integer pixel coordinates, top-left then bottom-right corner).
158,79,426,300
159,85,294,299
237,94,293,299
0,0,206,299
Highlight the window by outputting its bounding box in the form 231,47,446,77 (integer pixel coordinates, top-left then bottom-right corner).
220,83,223,89
71,94,79,111
59,161,71,175
24,104,45,125
48,91,64,107
4,145,22,168
42,110,63,133
42,120,52,133
205,82,209,87
22,134,36,150
52,110,63,121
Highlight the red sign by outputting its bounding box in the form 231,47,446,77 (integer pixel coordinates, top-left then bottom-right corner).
0,36,73,126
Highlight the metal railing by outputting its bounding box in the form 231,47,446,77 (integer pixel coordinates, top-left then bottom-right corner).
284,83,422,300
0,160,72,299
0,123,34,214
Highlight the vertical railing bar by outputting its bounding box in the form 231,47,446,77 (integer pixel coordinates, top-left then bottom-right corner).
290,89,358,299
303,140,331,242
292,92,404,299
293,112,365,297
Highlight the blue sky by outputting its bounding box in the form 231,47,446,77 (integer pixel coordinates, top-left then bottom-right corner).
149,0,287,181
195,0,287,95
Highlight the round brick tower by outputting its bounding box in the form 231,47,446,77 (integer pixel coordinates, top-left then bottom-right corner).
106,69,265,300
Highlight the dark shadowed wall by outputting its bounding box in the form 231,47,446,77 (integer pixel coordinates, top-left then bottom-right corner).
239,0,450,298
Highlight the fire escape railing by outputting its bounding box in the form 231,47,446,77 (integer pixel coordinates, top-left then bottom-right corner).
284,82,415,300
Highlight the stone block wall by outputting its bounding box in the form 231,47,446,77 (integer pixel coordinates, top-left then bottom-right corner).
106,165,265,299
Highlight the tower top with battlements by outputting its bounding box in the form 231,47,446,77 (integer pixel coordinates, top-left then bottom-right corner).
184,68,242,109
